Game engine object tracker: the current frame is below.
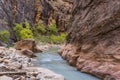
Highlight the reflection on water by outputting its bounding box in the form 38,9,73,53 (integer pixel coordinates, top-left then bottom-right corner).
35,48,100,80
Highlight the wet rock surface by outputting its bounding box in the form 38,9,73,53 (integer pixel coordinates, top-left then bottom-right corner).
59,0,120,80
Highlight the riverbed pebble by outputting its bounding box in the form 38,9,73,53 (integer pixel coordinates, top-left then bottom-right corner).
0,47,64,80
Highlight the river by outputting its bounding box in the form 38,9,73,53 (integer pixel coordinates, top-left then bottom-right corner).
35,47,100,80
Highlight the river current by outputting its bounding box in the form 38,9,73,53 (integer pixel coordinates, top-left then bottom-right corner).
35,48,100,80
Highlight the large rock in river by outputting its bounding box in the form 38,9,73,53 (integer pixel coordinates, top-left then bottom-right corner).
59,0,120,80
14,39,42,52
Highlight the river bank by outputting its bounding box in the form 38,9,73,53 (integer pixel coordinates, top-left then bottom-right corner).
0,46,64,80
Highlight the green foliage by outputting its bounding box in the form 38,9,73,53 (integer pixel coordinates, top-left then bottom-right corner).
36,36,51,43
33,21,66,44
20,28,33,40
13,23,23,40
0,30,10,43
25,21,30,29
14,21,34,40
33,22,46,36
50,33,66,44
35,33,66,44
48,21,57,35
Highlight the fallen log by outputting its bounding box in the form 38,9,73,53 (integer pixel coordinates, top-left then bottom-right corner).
0,71,26,76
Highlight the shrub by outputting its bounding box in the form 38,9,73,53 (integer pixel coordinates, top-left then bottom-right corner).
50,33,66,44
14,22,34,40
13,23,23,40
36,36,51,43
0,30,10,43
35,33,66,44
20,28,33,40
48,21,58,35
33,22,46,36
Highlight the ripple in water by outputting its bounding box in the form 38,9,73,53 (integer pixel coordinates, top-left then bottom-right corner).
35,48,100,80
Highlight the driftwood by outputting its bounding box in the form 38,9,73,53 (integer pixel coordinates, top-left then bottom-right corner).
0,71,26,76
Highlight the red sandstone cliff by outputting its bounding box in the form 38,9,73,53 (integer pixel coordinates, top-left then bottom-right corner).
59,0,120,80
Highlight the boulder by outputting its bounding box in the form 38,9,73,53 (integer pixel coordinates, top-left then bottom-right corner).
30,76,36,80
7,62,22,70
14,39,42,52
0,75,13,80
20,76,26,80
24,67,65,80
21,49,36,58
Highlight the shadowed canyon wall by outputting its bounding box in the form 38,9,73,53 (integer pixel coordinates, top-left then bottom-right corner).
59,0,120,79
0,0,73,42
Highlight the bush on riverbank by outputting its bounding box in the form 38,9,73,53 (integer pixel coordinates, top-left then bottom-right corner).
0,30,10,43
48,20,58,35
34,21,66,44
33,22,46,36
13,21,66,44
13,21,34,40
50,33,66,44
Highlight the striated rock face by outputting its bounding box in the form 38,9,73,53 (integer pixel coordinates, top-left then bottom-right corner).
40,0,73,32
59,0,120,79
0,0,35,41
0,0,73,42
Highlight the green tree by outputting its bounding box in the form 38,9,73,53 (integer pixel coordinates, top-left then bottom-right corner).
33,22,46,36
14,21,34,40
48,21,58,35
0,30,10,43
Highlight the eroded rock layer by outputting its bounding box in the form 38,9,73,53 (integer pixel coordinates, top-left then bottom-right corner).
40,0,73,32
59,0,120,79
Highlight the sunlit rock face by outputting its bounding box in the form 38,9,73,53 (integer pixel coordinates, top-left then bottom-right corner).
59,0,120,79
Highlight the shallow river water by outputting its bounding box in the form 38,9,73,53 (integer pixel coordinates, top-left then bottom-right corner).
35,48,100,80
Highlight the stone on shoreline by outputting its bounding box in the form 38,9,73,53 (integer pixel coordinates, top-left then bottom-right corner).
14,39,42,52
20,76,25,80
24,67,65,80
0,46,65,80
21,49,36,58
0,75,13,80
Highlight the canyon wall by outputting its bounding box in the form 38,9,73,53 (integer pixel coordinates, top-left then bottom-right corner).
59,0,120,79
0,0,73,42
40,0,73,32
0,0,35,41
